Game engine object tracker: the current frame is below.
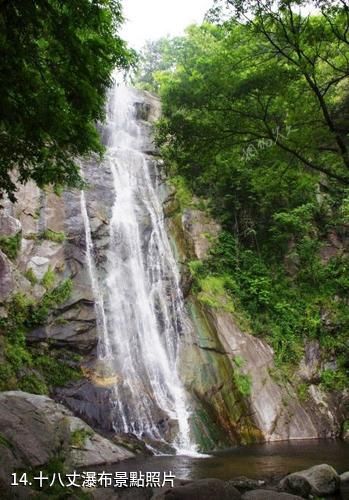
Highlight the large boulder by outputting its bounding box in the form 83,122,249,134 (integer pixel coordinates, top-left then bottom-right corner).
0,391,133,493
279,474,311,497
27,300,97,353
279,464,339,497
154,478,241,499
242,491,302,500
55,379,115,432
0,214,21,238
340,472,349,499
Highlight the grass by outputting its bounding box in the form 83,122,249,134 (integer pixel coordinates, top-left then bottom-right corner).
70,428,93,448
0,280,81,394
0,232,21,259
233,357,252,397
40,229,65,243
24,268,38,285
41,267,56,289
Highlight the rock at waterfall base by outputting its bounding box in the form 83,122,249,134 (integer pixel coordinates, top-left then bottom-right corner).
279,464,339,497
0,391,134,494
242,491,302,500
153,478,242,499
340,472,349,499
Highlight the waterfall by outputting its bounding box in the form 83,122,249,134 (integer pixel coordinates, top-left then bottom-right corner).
80,191,111,361
82,86,196,454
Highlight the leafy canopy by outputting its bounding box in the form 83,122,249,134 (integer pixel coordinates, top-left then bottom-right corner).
140,2,349,386
0,0,133,200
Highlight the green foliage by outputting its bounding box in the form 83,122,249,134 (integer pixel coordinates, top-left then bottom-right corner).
27,455,91,499
18,372,48,395
321,368,348,391
0,0,134,201
197,275,236,313
234,372,252,397
149,9,349,392
34,354,81,389
0,280,80,393
0,232,21,259
27,279,73,327
233,357,252,397
24,268,38,285
0,432,12,449
70,428,93,448
41,267,56,290
170,176,193,209
40,229,66,243
297,383,310,402
134,37,182,93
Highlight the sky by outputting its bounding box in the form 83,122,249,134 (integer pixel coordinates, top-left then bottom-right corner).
120,0,214,49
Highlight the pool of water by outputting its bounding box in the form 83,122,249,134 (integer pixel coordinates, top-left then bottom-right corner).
105,440,349,481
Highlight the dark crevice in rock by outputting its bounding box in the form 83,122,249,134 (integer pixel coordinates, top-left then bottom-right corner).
191,341,235,356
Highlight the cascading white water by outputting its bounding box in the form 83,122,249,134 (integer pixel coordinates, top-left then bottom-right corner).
80,191,111,362
82,86,196,454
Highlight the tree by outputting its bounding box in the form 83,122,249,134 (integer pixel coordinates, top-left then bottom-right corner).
152,13,349,379
0,0,133,201
133,36,183,93
155,13,349,236
209,0,349,182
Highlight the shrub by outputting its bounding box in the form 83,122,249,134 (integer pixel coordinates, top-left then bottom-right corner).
70,428,93,448
0,232,21,259
41,267,56,290
40,229,65,243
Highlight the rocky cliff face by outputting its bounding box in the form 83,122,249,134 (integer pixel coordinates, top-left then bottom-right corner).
166,206,346,449
0,88,346,466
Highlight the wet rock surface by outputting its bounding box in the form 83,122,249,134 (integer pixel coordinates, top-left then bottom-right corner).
0,87,347,499
55,378,115,431
242,491,302,500
170,204,344,446
88,464,346,500
153,478,242,499
280,464,340,497
341,472,349,499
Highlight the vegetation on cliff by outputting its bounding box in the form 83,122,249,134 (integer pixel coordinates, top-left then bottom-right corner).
136,0,349,391
0,280,82,394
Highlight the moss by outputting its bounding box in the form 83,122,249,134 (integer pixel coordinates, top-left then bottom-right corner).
0,362,17,390
41,267,56,290
40,229,65,243
53,184,64,197
0,432,13,449
296,382,310,402
34,354,82,388
197,275,236,314
0,232,21,259
25,456,92,499
233,357,252,397
70,428,93,448
18,372,48,395
169,175,192,209
24,268,38,285
320,368,348,391
27,279,72,327
0,280,77,393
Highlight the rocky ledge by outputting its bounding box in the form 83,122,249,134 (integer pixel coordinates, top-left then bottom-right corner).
0,391,134,496
87,464,349,499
